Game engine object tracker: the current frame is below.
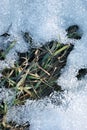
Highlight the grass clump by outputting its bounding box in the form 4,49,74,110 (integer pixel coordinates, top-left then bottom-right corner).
0,31,73,129
0,101,8,130
0,40,73,102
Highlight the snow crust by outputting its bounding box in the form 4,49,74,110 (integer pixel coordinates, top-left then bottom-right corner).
0,0,87,130
7,91,87,130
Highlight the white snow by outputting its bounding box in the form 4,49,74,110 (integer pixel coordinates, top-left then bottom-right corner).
0,0,87,130
6,90,87,130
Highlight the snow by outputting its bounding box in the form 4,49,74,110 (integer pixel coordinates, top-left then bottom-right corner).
0,0,67,43
0,0,87,130
6,91,87,130
0,87,15,105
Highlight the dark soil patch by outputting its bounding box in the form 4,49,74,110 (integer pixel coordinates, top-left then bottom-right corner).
66,25,82,39
76,68,87,80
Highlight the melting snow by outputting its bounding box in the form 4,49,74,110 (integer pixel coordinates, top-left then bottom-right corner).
0,0,87,130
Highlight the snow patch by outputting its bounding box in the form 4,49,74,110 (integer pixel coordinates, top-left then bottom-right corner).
0,0,87,130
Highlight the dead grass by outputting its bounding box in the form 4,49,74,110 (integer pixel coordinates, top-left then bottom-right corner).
0,41,73,102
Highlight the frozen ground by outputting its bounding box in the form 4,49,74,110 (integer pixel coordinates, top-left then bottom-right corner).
0,0,87,130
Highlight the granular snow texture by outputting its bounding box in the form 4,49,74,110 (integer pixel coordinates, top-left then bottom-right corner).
0,0,87,130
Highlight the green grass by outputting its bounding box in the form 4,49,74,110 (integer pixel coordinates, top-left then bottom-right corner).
0,40,73,129
0,24,82,129
0,41,73,104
